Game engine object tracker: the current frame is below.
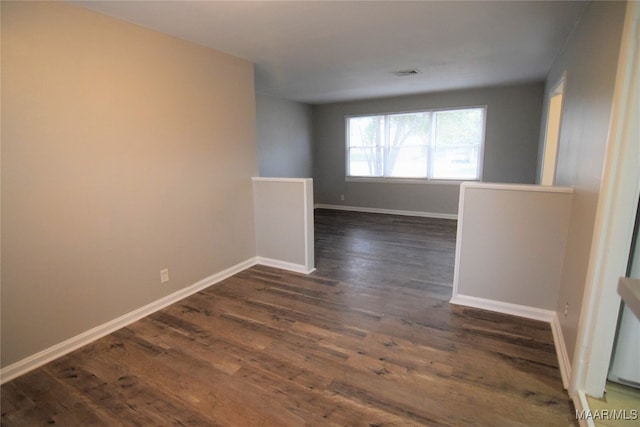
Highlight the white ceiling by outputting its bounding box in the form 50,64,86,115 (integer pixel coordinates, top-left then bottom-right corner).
74,1,589,104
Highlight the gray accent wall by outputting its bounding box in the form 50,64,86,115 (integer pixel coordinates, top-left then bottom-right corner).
256,95,313,178
541,1,626,364
312,83,544,215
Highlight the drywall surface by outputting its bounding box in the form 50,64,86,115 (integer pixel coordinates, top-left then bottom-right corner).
1,2,258,366
540,1,626,363
253,178,314,272
454,183,573,310
256,95,313,178
313,82,544,215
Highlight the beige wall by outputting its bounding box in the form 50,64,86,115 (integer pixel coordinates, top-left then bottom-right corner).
541,1,626,363
1,2,258,366
454,184,573,311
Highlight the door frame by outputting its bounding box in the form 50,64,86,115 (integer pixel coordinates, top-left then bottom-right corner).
540,73,566,186
571,0,640,398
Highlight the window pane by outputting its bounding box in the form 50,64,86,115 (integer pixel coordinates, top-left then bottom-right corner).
388,146,427,178
388,112,430,146
387,112,429,177
434,108,483,145
348,116,384,147
347,116,384,177
432,145,480,179
349,147,383,176
346,108,485,181
433,108,483,179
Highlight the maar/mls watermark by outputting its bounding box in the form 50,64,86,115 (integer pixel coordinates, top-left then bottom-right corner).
576,409,639,421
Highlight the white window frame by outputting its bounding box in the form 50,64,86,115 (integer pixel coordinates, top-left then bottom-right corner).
345,106,486,183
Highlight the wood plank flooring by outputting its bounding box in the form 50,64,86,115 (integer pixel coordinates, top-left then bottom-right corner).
1,209,576,426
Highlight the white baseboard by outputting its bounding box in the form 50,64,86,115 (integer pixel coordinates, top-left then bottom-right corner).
314,204,458,220
450,294,574,394
255,256,315,275
0,257,256,385
574,390,595,427
449,294,555,322
0,255,317,384
551,312,572,390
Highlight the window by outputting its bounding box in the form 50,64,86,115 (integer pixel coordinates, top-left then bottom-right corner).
346,107,485,181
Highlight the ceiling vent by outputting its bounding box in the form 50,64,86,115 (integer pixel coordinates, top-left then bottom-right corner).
392,69,421,77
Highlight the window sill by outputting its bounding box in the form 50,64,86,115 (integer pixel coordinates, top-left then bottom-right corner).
345,176,478,185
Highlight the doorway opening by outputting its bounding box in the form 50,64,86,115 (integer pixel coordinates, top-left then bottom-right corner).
541,75,566,186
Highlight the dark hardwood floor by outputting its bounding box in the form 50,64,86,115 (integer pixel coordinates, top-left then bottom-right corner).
1,209,576,426
314,209,457,287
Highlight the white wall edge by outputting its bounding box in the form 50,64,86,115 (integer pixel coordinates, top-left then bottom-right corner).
314,204,458,220
345,176,464,186
551,312,572,390
255,256,315,275
252,177,312,183
0,257,258,385
303,179,314,273
449,294,555,323
451,182,467,297
461,181,574,194
575,390,596,427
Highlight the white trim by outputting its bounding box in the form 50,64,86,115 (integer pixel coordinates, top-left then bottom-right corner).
314,204,458,220
451,183,467,297
575,390,596,427
302,179,314,273
460,181,574,194
255,256,315,275
449,295,574,390
0,257,257,385
551,312,572,390
0,255,317,384
571,0,640,397
345,176,466,186
251,177,311,183
540,72,567,186
344,104,490,119
449,294,555,322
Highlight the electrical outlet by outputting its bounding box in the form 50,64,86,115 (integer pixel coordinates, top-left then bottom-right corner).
160,269,169,283
340,194,345,201
564,302,569,317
